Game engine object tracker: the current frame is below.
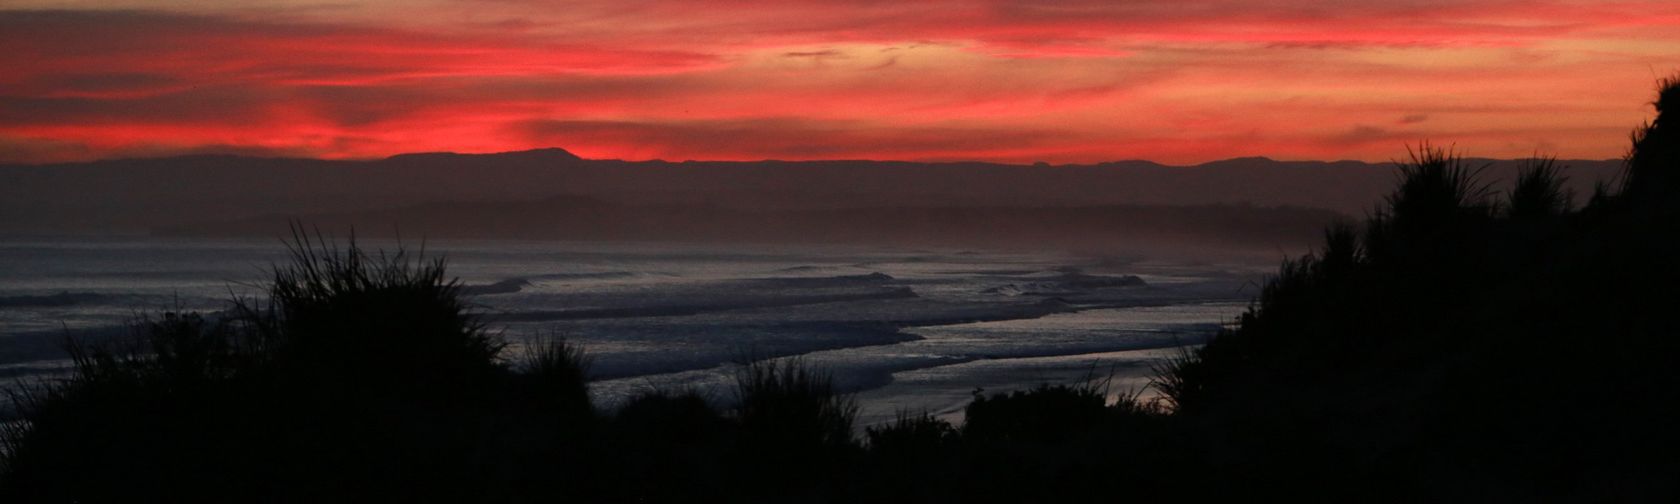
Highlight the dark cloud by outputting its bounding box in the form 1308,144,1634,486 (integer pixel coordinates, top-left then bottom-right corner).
0,86,286,127
23,73,183,97
783,50,845,58
1331,125,1412,146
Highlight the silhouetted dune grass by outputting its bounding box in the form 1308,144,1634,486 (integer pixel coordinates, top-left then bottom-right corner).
510,336,593,420
261,230,504,398
1153,75,1680,501
1508,156,1572,219
5,76,1680,502
734,357,858,450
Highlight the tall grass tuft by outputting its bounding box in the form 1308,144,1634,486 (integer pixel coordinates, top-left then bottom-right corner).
1623,74,1680,202
1388,142,1495,225
512,336,594,419
255,227,504,396
1508,157,1572,219
733,357,857,448
1150,346,1200,414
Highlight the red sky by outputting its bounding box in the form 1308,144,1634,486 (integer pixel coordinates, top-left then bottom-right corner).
3,1,1679,164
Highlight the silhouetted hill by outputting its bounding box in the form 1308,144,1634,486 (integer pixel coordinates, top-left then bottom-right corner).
1150,78,1680,500
0,150,1622,239
384,147,582,164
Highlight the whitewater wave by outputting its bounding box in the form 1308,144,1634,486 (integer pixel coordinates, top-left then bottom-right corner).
774,265,833,273
981,269,1146,297
464,271,664,296
586,302,1238,419
526,271,640,281
461,278,533,296
496,286,917,321
746,272,894,287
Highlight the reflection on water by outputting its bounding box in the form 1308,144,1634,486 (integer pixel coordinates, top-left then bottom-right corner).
0,236,1262,421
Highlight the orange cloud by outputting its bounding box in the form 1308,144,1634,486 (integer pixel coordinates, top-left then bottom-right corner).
1,2,1678,164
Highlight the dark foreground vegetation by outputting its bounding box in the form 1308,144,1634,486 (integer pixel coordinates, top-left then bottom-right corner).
5,78,1680,502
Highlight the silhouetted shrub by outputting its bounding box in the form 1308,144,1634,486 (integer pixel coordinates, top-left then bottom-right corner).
733,358,857,449
1151,75,1680,501
729,358,859,501
1623,75,1680,201
1507,157,1572,219
510,336,593,420
0,312,249,500
867,411,958,454
615,389,725,441
1388,143,1495,224
1,234,519,502
255,230,504,399
604,390,733,501
963,383,1107,444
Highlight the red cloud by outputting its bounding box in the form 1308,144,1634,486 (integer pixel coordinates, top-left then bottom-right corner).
1,2,1677,164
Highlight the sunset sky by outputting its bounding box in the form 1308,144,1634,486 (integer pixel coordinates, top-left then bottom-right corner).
3,1,1679,164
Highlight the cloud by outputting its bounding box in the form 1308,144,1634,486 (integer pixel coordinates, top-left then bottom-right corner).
1332,125,1406,146
514,118,1078,161
0,10,724,89
783,50,845,59
1,2,1678,164
1399,114,1430,124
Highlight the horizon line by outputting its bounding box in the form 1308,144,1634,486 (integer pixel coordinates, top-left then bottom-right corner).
0,146,1626,168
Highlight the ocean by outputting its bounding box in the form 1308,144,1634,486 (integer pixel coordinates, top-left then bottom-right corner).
0,236,1266,427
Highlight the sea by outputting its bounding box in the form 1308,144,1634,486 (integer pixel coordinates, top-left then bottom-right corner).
0,237,1271,427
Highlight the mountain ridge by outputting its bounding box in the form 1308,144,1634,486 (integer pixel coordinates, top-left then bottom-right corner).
0,146,1622,170
0,148,1627,242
